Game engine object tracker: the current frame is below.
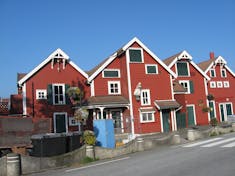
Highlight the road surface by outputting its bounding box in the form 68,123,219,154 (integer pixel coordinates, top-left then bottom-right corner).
29,132,235,176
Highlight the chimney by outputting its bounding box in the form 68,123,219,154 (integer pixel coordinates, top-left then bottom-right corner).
210,52,215,59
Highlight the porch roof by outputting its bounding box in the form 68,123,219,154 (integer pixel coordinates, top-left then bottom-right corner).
154,100,181,110
85,95,129,109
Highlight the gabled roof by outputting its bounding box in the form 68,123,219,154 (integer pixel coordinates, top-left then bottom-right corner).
163,50,210,80
18,48,88,85
198,56,235,77
87,37,177,82
197,59,215,72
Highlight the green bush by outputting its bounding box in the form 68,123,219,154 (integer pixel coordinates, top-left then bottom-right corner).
210,118,218,127
83,130,96,146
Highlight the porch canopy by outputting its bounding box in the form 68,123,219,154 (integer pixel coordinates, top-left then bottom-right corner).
86,95,129,108
154,100,181,110
85,95,130,119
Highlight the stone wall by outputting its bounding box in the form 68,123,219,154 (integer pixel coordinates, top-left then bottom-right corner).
0,156,6,176
0,146,86,175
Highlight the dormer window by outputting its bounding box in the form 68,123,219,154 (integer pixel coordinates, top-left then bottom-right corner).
221,69,227,78
210,69,216,77
176,62,189,76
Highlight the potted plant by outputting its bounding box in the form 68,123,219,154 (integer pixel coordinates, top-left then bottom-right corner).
210,118,218,127
207,94,214,101
202,106,211,113
83,130,96,159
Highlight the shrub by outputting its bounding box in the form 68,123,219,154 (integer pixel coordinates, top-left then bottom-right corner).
210,118,218,127
83,130,96,146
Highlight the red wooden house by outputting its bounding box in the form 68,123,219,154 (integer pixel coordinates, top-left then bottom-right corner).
17,49,90,133
86,37,180,134
164,51,211,128
198,53,235,122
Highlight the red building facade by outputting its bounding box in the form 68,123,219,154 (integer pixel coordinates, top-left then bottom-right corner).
17,49,90,133
198,53,235,123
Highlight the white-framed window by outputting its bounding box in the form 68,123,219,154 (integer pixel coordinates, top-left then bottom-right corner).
68,117,79,126
36,89,47,100
141,89,151,106
128,48,144,63
176,62,190,76
145,64,158,74
221,69,227,78
217,81,223,88
140,112,155,123
52,84,65,105
210,81,216,88
108,81,121,95
102,69,120,78
210,69,216,77
224,81,230,88
179,80,194,94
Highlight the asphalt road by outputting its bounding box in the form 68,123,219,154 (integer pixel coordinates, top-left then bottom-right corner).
30,132,235,176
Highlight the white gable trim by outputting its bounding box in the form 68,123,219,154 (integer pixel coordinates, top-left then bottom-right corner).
168,50,210,80
88,37,177,82
168,50,192,68
204,56,235,77
18,48,88,85
69,61,88,78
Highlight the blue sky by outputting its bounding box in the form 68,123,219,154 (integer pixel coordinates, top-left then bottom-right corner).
0,0,234,97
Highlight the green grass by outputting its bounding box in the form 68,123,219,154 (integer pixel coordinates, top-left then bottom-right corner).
80,157,99,164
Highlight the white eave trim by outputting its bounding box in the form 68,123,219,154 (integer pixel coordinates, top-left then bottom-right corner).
88,37,177,82
18,48,88,85
204,56,235,77
87,53,117,82
168,50,210,81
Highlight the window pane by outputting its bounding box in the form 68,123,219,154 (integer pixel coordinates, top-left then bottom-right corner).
147,113,153,121
147,66,157,74
103,70,119,77
129,49,142,62
54,86,58,94
177,62,189,76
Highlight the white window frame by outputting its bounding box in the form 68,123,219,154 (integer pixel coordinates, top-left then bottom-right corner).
128,48,144,63
210,81,216,88
223,81,230,88
179,80,190,94
210,69,216,77
68,116,79,126
221,69,227,78
52,84,65,105
102,69,120,78
140,111,155,123
108,81,121,95
217,81,223,88
145,64,158,74
36,89,47,100
53,112,68,133
141,89,151,106
176,62,190,77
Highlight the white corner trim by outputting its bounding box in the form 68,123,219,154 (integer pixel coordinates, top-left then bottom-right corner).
22,83,27,116
126,49,135,135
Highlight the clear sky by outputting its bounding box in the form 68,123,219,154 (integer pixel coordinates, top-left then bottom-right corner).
0,0,234,98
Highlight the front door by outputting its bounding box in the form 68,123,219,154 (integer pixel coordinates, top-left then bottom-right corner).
219,103,233,122
54,113,68,133
111,110,122,133
209,101,215,120
187,105,195,126
162,110,170,132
